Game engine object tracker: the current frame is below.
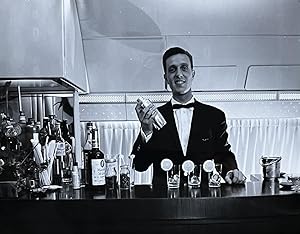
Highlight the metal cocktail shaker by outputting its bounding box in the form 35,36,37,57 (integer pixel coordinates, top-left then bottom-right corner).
137,97,167,130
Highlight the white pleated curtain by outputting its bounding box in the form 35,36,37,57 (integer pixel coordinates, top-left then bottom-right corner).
85,118,300,184
228,118,300,178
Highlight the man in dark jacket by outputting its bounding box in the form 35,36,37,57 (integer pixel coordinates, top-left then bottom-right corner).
132,47,245,187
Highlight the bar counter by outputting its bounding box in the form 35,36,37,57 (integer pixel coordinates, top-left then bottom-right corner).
1,179,299,234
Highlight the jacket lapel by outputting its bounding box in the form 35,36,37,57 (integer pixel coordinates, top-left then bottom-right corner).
186,101,206,157
160,101,183,154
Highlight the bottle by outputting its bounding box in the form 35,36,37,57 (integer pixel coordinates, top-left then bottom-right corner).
87,126,106,192
61,119,72,145
120,165,130,190
19,111,26,125
55,122,66,159
137,97,167,130
82,121,93,186
30,122,40,162
72,162,81,190
39,117,52,145
18,111,27,150
60,119,75,183
23,118,35,152
83,122,93,152
52,122,64,185
105,158,118,191
48,114,56,139
52,157,63,185
55,122,72,184
32,123,40,143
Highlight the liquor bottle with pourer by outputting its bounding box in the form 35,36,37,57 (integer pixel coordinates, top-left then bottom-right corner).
87,125,106,192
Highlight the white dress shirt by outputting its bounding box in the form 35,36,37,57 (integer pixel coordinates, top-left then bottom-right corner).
141,97,195,156
171,97,194,156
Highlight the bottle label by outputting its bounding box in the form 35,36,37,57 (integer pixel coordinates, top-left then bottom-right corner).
72,171,81,189
56,142,65,157
91,159,106,186
105,161,117,177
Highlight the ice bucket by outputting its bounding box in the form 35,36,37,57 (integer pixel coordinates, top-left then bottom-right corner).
259,156,281,179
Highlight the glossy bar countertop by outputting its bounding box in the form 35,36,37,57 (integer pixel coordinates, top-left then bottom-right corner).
0,177,297,200
0,178,299,234
29,179,296,200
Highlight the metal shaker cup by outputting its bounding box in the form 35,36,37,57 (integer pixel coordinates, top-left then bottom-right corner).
137,97,167,130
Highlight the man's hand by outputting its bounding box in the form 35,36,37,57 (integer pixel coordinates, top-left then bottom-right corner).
135,100,157,135
225,169,246,185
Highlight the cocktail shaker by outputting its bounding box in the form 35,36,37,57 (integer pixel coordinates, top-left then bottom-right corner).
137,97,167,130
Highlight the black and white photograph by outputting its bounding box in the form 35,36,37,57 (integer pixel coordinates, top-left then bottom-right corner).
0,0,300,233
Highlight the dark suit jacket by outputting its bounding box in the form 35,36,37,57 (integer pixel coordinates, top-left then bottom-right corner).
132,100,238,186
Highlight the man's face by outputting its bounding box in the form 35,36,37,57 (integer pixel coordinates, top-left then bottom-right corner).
164,53,195,95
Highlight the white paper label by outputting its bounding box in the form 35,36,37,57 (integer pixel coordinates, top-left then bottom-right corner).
56,142,65,157
91,159,106,186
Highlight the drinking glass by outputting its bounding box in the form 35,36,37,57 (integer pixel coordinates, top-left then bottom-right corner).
209,187,222,197
208,163,223,188
167,165,181,189
188,164,202,188
188,187,201,198
167,188,180,198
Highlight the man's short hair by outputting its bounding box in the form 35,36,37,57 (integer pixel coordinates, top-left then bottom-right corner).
162,47,193,73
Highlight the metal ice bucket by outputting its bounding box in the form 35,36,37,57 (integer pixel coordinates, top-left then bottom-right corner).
259,156,282,179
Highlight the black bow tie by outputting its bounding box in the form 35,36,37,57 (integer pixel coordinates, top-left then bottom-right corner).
172,103,195,109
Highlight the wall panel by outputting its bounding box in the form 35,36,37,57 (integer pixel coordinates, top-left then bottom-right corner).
84,38,166,92
77,0,300,38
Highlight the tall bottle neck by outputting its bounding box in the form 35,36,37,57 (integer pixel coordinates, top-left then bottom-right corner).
55,123,64,142
42,117,53,136
86,127,93,140
61,119,71,142
91,128,100,149
84,126,93,150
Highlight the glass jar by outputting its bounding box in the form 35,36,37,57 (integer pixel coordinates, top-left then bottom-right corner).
105,158,118,190
120,165,130,190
